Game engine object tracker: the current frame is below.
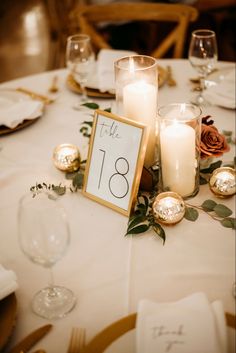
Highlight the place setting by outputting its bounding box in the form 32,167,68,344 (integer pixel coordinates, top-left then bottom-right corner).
0,89,45,136
188,29,236,109
65,34,169,103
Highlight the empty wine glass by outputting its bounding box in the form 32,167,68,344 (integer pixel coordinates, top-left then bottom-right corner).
66,34,95,109
188,29,218,106
18,192,76,319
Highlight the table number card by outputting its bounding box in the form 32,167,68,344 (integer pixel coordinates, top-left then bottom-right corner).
83,109,149,216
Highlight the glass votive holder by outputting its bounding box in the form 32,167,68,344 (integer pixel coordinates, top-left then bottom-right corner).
158,103,202,199
53,143,81,172
114,55,158,168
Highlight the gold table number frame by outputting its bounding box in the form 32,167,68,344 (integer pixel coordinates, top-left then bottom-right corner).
83,109,149,216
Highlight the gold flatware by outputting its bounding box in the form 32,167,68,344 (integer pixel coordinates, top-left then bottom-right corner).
166,65,177,86
16,88,54,104
7,324,53,353
67,327,86,353
48,75,59,93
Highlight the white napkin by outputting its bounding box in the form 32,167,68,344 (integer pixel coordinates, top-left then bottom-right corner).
0,264,18,301
0,100,43,128
97,49,137,92
136,292,227,353
204,70,236,109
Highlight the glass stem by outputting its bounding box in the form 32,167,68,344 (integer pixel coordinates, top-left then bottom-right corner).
80,84,88,102
199,76,206,96
47,267,58,299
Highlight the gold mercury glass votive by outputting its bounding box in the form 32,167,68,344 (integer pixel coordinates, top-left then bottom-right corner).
209,167,236,197
53,143,80,172
152,191,186,225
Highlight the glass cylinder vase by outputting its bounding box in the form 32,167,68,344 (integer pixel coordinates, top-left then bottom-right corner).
114,55,158,168
158,103,202,199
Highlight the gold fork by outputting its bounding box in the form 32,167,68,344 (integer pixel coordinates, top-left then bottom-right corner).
67,327,86,353
48,75,59,93
166,65,177,87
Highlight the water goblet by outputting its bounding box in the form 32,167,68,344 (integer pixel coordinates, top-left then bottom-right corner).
188,29,218,106
18,192,76,319
66,34,95,109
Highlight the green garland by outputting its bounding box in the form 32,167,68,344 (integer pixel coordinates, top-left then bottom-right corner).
30,103,236,243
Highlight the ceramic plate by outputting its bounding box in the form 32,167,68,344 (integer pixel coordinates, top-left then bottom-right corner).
206,65,235,85
82,312,235,353
0,293,17,350
0,89,43,136
66,65,167,98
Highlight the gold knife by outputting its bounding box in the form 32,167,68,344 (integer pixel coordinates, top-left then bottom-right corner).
7,324,53,353
16,87,54,104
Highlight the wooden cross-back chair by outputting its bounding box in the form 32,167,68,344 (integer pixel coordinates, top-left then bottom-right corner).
71,2,199,58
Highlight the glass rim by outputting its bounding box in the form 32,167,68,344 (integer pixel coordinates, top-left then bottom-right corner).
114,55,157,71
158,103,202,122
191,29,216,38
67,34,91,42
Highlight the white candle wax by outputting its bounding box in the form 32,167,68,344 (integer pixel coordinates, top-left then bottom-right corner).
123,81,157,168
160,122,196,196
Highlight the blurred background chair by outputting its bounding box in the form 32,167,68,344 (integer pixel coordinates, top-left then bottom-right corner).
0,0,235,83
70,2,199,58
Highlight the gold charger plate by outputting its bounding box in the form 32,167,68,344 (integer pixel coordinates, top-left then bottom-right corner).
0,89,44,136
0,117,40,136
82,312,236,353
0,293,17,350
67,74,115,99
66,65,167,99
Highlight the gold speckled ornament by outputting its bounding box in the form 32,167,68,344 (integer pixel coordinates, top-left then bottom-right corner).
152,192,185,225
53,143,81,172
209,167,236,197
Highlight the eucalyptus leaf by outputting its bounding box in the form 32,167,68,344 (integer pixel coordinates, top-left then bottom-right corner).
82,121,93,127
127,214,146,231
137,203,148,215
65,171,78,180
52,185,66,196
200,175,208,185
184,207,199,221
220,217,236,229
81,102,99,109
153,223,166,244
200,160,222,174
213,204,232,217
201,199,217,211
72,173,84,189
126,224,150,235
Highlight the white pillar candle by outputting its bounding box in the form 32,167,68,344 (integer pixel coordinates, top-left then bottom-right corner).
123,81,157,168
160,121,196,196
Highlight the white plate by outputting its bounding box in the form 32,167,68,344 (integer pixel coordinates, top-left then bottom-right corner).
204,66,235,109
207,65,236,85
0,89,44,133
73,62,115,93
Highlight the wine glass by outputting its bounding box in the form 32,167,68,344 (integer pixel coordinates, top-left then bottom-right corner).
188,29,218,106
66,34,95,109
18,192,76,319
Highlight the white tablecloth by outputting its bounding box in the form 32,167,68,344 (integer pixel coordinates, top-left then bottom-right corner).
0,59,235,352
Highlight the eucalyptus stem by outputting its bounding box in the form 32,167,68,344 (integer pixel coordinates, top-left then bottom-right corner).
185,202,222,222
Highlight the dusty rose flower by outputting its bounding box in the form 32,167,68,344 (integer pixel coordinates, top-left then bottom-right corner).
200,117,230,159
